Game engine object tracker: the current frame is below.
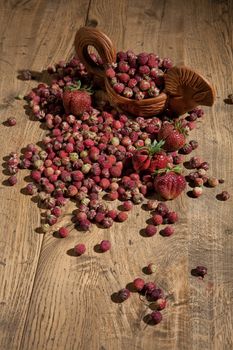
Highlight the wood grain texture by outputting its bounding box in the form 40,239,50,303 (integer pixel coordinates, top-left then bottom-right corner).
0,1,233,350
0,1,90,350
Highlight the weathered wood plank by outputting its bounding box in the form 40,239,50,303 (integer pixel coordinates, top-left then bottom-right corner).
1,0,232,350
0,1,90,350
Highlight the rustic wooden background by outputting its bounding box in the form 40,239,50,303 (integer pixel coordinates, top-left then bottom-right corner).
0,1,233,349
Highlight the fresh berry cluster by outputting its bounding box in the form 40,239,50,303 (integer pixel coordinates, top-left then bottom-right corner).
106,51,173,100
186,156,229,198
145,201,178,237
117,272,167,325
5,55,229,237
3,53,230,327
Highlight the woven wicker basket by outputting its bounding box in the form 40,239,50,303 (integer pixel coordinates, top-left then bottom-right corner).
75,27,215,117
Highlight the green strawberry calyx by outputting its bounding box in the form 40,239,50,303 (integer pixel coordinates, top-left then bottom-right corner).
153,165,183,176
136,140,165,155
174,119,188,136
64,80,93,94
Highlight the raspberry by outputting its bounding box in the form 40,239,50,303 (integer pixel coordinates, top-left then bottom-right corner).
193,187,203,197
147,200,157,210
7,117,17,126
118,73,130,83
118,288,130,301
113,83,125,94
122,200,133,211
145,225,157,237
150,311,162,324
105,67,116,78
58,227,68,238
156,202,169,216
100,240,111,252
117,212,128,222
133,278,145,291
152,214,163,226
147,263,156,274
144,282,156,294
160,226,174,237
154,298,167,310
74,243,86,256
193,266,207,278
8,175,17,186
208,177,219,187
218,191,230,201
166,211,178,224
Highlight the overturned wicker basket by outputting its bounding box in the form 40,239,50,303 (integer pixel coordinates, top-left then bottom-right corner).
75,27,215,117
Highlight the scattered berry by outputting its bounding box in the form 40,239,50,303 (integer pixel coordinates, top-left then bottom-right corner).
58,227,69,238
160,226,174,237
154,298,167,310
152,214,163,226
147,200,157,210
192,265,207,278
217,191,230,201
122,200,133,211
74,243,86,256
192,187,203,197
133,278,145,291
117,212,128,222
118,288,130,301
150,311,163,324
99,240,111,252
207,177,219,187
145,225,157,237
7,117,16,126
8,175,17,186
147,263,156,274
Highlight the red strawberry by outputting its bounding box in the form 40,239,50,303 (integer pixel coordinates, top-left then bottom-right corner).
154,167,186,200
63,82,92,115
132,149,151,172
149,152,170,172
132,140,165,172
158,121,187,151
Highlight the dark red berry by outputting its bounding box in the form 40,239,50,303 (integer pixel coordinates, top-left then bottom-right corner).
74,243,86,256
133,278,145,291
160,226,174,237
150,311,162,324
118,288,130,301
145,225,157,237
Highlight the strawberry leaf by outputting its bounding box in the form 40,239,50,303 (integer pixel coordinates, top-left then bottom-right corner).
149,140,165,155
153,165,183,176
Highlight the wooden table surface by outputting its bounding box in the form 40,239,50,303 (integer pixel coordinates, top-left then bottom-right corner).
0,1,233,349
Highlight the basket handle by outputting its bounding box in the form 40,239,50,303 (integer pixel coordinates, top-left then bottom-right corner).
74,27,116,79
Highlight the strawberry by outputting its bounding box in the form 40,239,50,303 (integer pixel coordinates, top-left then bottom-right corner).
158,121,187,151
149,152,170,172
132,148,151,172
132,140,166,172
154,166,186,200
63,81,92,115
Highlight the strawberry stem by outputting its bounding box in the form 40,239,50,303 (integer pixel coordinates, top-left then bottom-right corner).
153,165,182,176
64,80,93,94
174,120,188,136
149,140,165,155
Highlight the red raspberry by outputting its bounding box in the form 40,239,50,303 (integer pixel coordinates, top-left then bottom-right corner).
133,278,145,291
58,227,69,238
152,214,163,226
160,226,174,237
145,225,157,237
166,211,178,224
74,243,86,256
100,240,111,252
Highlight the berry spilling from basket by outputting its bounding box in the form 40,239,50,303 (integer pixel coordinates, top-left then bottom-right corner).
106,51,172,100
